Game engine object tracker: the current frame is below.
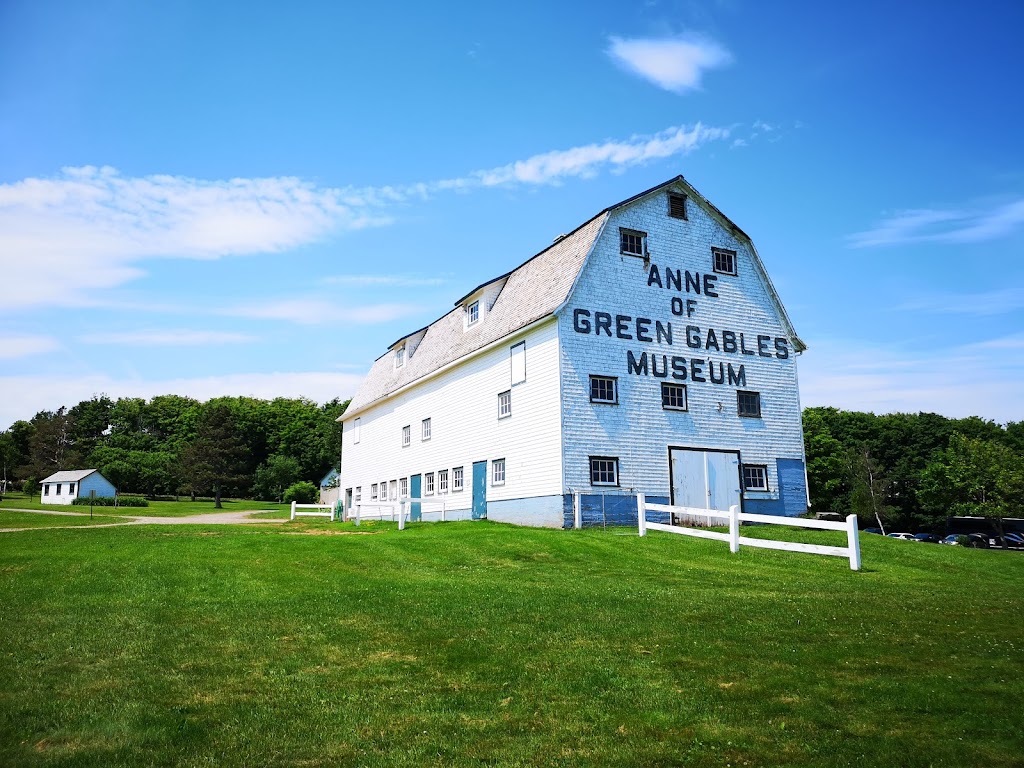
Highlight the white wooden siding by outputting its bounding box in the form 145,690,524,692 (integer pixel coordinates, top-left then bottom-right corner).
340,319,563,507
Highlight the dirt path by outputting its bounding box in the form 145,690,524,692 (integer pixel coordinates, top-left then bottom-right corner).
0,508,286,533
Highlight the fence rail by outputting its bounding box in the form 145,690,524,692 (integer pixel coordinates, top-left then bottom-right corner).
638,493,861,571
352,497,451,530
290,501,336,522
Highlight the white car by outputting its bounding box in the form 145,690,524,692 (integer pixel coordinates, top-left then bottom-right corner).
886,532,916,541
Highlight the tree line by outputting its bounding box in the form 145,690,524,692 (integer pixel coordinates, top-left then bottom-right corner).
804,407,1023,535
0,395,348,506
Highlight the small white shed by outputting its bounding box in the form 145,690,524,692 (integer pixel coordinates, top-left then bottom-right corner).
40,469,117,506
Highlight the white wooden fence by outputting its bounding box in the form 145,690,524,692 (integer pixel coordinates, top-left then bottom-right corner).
637,493,862,571
352,497,450,530
290,501,337,522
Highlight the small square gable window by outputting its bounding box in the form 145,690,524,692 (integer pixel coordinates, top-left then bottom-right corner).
467,300,480,325
619,228,646,258
712,247,737,276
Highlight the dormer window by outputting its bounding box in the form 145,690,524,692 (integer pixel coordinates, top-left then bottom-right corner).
468,301,479,325
395,346,406,369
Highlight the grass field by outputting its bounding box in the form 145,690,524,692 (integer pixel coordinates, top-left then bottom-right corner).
1,519,1022,767
0,491,290,517
0,510,130,529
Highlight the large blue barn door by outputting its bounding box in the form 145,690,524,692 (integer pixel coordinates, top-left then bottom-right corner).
472,461,487,519
410,474,422,521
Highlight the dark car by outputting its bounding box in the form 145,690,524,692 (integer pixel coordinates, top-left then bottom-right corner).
912,533,942,543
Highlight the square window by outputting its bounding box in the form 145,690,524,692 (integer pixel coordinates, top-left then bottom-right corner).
492,458,505,485
619,228,646,257
589,456,619,486
371,483,378,501
422,418,432,441
439,469,449,493
737,390,762,418
400,477,408,498
712,247,737,276
661,382,688,411
425,472,435,495
743,465,769,491
453,466,464,492
668,192,688,220
402,425,411,446
395,346,405,369
589,375,618,404
468,300,480,325
498,390,511,419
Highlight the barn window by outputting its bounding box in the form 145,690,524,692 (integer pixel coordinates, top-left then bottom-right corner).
590,456,619,486
492,458,505,485
589,375,618,404
425,472,435,495
712,247,737,276
355,486,361,502
402,425,411,446
668,192,688,220
353,418,361,444
511,341,526,385
498,390,511,419
619,228,646,257
743,465,769,491
380,479,387,499
453,466,464,492
395,346,405,369
661,382,688,411
389,480,398,500
439,469,449,493
371,483,378,501
737,390,762,418
467,301,480,326
399,477,408,498
422,418,432,441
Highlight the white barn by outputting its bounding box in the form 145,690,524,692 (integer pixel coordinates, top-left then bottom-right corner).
338,176,809,527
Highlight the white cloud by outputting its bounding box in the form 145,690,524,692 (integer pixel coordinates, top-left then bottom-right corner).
79,330,256,346
849,199,1024,248
0,335,60,360
606,35,732,93
798,338,1024,423
220,299,421,326
0,371,365,431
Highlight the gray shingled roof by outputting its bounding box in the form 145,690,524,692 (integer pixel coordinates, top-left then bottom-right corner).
345,211,608,415
40,469,99,483
343,175,803,419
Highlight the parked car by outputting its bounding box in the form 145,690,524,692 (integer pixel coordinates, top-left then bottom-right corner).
941,533,990,548
912,533,942,543
886,532,916,541
1004,532,1024,548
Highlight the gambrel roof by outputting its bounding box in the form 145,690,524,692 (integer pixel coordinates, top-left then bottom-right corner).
343,176,803,419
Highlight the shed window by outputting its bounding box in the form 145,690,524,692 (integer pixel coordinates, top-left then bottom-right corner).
56,483,62,496
619,228,646,257
712,247,737,276
737,390,762,418
43,484,49,496
668,193,688,220
743,465,769,491
69,483,76,495
589,375,618,404
661,382,688,411
590,457,619,486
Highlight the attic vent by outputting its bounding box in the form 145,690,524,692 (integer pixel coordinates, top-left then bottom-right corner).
668,193,688,220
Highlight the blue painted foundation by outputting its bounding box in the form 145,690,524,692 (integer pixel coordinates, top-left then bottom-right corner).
561,494,670,529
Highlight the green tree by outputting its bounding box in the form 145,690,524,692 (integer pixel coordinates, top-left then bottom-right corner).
847,445,892,533
27,407,76,477
179,403,249,508
283,481,318,505
252,455,302,502
918,433,1024,546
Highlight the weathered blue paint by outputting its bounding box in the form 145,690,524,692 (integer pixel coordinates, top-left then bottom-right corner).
742,458,807,517
561,494,670,528
471,461,487,519
79,472,116,499
409,474,422,521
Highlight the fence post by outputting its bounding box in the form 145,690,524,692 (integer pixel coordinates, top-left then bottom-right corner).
355,504,361,526
846,514,861,571
574,492,581,529
398,501,406,531
290,501,296,521
729,505,740,553
637,492,647,536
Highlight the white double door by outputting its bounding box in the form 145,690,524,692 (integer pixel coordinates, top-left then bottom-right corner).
670,448,741,511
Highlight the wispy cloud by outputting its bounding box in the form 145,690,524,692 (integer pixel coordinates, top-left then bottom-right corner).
0,124,731,315
79,330,256,346
321,274,448,287
849,199,1024,248
606,35,732,94
0,335,60,360
220,299,421,326
0,371,367,431
899,286,1024,316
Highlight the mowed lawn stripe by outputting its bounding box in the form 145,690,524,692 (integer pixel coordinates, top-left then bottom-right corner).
1,521,1021,767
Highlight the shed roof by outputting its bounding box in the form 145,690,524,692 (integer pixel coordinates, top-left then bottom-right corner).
40,469,99,484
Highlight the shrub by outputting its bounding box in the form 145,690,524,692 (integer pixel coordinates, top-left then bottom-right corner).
283,481,318,505
71,495,149,508
22,477,37,494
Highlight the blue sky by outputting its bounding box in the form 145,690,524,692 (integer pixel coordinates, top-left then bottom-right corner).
2,0,1022,430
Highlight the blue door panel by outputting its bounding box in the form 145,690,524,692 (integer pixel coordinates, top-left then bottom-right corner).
410,474,422,521
472,461,487,520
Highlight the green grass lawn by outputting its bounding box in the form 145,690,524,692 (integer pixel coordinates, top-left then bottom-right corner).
0,510,130,529
1,520,1021,767
0,492,290,517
